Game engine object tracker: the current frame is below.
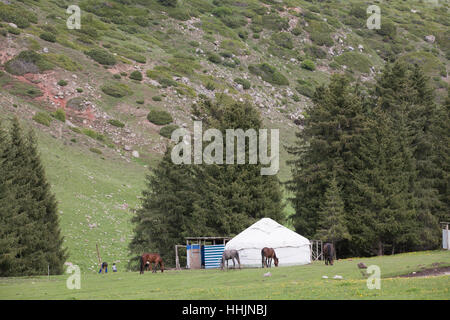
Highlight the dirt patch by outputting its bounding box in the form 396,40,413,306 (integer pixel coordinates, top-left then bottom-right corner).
397,266,450,278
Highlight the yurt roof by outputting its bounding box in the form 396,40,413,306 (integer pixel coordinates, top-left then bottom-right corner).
226,218,310,250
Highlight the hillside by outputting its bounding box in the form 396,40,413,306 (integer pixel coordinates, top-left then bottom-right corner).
0,0,448,271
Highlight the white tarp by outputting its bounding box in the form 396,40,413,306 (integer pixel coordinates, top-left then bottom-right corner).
225,218,311,267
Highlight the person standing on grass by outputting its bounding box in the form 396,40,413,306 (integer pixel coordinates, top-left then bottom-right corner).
112,263,117,272
98,262,108,273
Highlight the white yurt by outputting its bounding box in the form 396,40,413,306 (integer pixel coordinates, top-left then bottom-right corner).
225,218,311,267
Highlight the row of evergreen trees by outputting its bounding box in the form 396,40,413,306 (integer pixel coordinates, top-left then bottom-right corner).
129,97,285,267
287,61,449,257
0,118,66,276
130,61,448,265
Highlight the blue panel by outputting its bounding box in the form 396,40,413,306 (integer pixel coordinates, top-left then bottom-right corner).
203,245,225,269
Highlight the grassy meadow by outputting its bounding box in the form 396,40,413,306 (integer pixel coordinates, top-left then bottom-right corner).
0,250,448,300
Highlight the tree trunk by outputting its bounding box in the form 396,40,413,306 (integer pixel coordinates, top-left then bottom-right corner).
377,241,383,256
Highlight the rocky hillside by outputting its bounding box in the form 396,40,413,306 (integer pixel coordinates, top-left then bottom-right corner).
0,0,448,271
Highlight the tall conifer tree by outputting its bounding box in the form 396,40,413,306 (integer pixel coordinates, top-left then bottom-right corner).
0,118,66,276
287,75,367,239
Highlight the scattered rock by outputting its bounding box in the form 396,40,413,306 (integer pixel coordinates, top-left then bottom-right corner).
263,272,271,277
132,150,139,158
424,35,435,43
333,275,343,280
124,145,132,151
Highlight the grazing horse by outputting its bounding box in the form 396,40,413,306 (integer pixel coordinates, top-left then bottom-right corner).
140,253,164,274
220,249,241,270
323,243,334,266
261,247,279,268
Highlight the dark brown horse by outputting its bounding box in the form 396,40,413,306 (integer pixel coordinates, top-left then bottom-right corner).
323,243,334,266
261,247,278,268
140,253,164,274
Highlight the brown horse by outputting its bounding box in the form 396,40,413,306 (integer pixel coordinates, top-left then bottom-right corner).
323,243,334,266
261,247,278,268
140,253,164,274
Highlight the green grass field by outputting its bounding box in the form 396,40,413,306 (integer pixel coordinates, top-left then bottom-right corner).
1,250,448,300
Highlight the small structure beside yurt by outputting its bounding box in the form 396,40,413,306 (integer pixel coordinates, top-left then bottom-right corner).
177,237,232,269
225,218,311,268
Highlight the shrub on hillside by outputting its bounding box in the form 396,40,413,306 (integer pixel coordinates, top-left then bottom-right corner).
86,48,116,65
301,59,316,71
57,80,68,86
207,52,222,64
33,112,52,127
261,13,289,31
39,32,56,43
0,3,37,29
291,27,302,36
234,78,251,90
159,124,179,138
271,32,294,49
5,50,52,75
7,26,20,35
82,128,105,142
334,52,372,73
52,109,66,122
158,78,178,88
101,83,132,98
89,147,102,154
158,0,177,7
305,45,327,59
212,7,232,18
147,110,173,125
129,70,143,81
376,20,396,38
205,82,215,91
296,84,315,98
108,119,125,128
310,31,333,47
248,63,289,86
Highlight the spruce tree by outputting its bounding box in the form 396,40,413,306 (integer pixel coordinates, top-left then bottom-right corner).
316,175,351,258
0,121,20,275
374,62,441,251
287,75,367,239
191,97,285,235
352,105,417,256
129,148,198,267
0,118,66,276
130,97,285,266
433,92,450,222
25,130,67,274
